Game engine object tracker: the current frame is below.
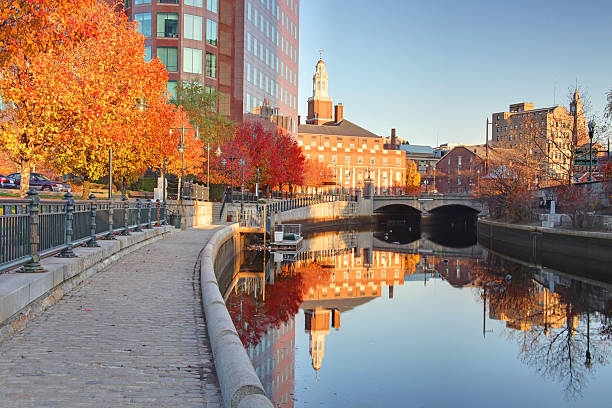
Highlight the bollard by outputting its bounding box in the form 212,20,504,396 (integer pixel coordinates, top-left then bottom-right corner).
121,196,131,236
57,191,77,258
104,199,117,240
144,199,153,229
22,189,46,272
161,199,167,225
134,199,143,232
156,199,161,226
86,194,100,247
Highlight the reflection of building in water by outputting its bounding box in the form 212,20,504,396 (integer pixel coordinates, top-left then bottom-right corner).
298,249,416,373
433,257,479,288
487,282,579,332
249,316,295,408
301,248,418,302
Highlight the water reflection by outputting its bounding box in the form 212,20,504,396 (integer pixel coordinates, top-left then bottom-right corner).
223,219,612,407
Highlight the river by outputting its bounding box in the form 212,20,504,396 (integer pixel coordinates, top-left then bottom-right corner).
222,216,612,407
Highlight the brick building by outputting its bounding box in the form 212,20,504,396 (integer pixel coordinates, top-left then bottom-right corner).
122,0,299,134
490,92,588,181
298,59,407,193
435,146,487,195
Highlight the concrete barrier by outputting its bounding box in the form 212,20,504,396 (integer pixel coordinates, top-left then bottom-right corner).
200,224,274,408
166,200,213,229
0,226,174,342
478,218,612,280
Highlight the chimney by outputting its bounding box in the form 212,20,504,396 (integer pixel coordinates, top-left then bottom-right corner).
334,103,343,123
298,115,301,125
391,128,397,145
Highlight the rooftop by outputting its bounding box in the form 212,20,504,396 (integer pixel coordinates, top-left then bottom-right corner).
298,119,380,138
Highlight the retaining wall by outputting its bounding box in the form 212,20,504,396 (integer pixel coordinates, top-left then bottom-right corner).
478,218,612,281
271,200,360,224
0,226,173,342
200,224,274,408
166,200,213,229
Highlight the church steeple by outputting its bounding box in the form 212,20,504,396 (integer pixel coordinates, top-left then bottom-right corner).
306,57,333,125
312,60,329,98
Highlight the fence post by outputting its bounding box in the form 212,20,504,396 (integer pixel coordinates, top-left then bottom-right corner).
134,198,143,232
121,196,131,236
156,199,161,226
104,199,116,240
145,199,153,229
22,189,46,272
57,191,77,258
86,194,100,247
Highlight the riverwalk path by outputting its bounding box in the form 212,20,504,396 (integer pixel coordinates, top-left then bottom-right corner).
0,226,223,407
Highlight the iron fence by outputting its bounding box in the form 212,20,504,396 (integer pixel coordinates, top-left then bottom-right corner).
0,190,168,273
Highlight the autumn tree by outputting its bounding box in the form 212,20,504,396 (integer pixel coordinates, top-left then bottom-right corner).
303,159,334,193
0,0,99,194
405,160,421,194
49,1,169,198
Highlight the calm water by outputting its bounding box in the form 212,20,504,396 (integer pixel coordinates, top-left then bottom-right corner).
224,218,612,407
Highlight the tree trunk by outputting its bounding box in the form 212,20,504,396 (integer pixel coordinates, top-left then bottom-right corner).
82,178,91,200
20,160,32,197
121,177,127,198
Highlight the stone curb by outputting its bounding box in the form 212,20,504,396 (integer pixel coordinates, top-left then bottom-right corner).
0,226,175,343
200,224,274,408
479,218,612,239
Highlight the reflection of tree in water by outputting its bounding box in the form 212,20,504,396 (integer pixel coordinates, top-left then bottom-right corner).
473,255,612,400
227,261,332,348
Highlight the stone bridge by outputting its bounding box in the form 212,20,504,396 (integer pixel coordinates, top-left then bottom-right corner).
372,195,485,214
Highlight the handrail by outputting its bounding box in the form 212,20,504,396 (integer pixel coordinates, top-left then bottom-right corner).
0,190,168,273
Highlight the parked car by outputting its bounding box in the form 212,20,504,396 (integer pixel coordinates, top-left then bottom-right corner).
6,173,71,192
0,173,17,189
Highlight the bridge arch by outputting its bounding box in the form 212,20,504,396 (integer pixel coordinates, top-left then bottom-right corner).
373,203,421,216
427,204,481,215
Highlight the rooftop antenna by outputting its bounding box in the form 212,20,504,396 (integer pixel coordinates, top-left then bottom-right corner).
318,48,324,60
553,79,556,106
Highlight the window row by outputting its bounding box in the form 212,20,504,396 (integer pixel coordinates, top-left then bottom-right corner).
245,64,297,110
246,33,297,86
134,13,217,45
125,0,217,12
154,46,216,77
247,2,298,44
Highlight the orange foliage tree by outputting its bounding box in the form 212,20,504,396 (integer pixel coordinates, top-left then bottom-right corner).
303,159,334,193
405,160,421,194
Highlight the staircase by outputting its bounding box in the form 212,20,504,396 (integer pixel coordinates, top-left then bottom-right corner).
212,202,225,223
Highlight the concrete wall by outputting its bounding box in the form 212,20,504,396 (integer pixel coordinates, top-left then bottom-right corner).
0,226,173,342
166,200,213,229
271,200,360,224
200,224,274,408
478,218,612,281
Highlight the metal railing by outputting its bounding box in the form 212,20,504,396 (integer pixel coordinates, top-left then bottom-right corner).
0,189,168,273
264,193,357,215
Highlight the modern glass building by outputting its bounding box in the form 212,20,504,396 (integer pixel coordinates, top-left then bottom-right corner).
122,0,299,136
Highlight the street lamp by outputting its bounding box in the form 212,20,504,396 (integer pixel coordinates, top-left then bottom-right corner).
588,119,596,181
170,125,198,200
239,158,245,213
221,156,237,202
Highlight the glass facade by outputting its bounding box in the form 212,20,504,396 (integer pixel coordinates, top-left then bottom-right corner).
157,13,179,38
206,19,217,46
134,13,151,37
157,46,178,71
243,0,299,134
184,14,203,41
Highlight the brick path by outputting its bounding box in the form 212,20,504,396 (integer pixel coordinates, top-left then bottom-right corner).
0,227,223,407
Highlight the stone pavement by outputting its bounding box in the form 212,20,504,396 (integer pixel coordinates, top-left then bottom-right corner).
0,226,223,407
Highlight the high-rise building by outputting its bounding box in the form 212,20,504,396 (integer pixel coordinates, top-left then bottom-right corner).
121,0,299,135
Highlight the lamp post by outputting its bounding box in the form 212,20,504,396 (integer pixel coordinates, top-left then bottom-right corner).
221,156,237,202
588,119,596,181
170,125,198,200
239,158,245,213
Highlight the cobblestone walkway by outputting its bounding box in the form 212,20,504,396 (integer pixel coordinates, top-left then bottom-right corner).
0,227,223,408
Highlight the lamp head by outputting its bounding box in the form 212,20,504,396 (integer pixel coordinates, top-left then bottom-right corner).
221,158,227,166
177,143,186,154
215,147,222,157
588,119,596,138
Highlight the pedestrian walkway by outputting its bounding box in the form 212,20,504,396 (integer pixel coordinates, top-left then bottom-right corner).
0,226,223,408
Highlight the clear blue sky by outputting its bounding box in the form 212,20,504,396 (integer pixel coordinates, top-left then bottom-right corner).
298,0,612,146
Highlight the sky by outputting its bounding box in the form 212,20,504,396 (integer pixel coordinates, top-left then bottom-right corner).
297,0,612,147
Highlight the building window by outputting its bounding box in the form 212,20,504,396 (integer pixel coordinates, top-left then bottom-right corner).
246,63,251,82
144,46,152,62
124,0,131,8
207,0,218,13
184,14,203,41
318,155,324,163
166,80,178,98
157,13,179,38
157,46,178,71
183,47,202,74
205,85,215,95
345,156,350,164
185,0,203,6
370,157,375,165
396,158,401,166
134,13,151,37
331,155,337,164
358,157,363,164
206,19,217,45
158,0,178,4
383,158,388,166
205,52,217,78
